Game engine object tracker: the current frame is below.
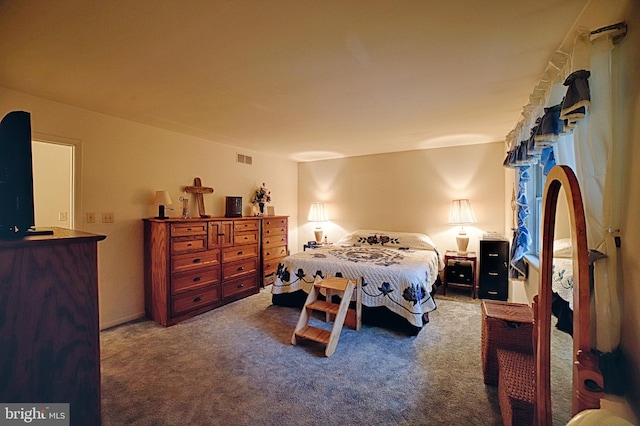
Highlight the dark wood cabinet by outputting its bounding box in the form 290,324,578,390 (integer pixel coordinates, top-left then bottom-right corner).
479,239,509,301
0,228,105,426
144,217,260,326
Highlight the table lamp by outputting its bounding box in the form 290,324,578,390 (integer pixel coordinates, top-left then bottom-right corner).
307,202,328,244
447,199,477,254
154,190,173,219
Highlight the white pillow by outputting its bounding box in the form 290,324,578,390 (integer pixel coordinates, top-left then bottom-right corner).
553,238,573,258
335,229,437,251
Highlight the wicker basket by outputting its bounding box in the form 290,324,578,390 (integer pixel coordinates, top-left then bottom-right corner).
481,300,534,385
496,349,535,426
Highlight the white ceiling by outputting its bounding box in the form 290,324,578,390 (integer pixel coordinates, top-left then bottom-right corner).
0,0,625,161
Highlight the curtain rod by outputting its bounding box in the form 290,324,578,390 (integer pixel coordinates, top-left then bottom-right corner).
590,22,627,43
590,22,626,36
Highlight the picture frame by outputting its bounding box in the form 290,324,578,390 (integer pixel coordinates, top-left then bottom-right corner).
266,206,275,216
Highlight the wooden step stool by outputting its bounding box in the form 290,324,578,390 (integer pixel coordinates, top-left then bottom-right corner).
292,276,362,357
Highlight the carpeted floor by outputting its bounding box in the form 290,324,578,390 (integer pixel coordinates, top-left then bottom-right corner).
100,287,572,425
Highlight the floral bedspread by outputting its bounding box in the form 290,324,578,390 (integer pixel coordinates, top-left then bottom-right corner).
552,257,574,310
271,245,441,327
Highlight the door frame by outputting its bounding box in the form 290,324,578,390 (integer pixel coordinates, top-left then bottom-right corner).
32,132,82,230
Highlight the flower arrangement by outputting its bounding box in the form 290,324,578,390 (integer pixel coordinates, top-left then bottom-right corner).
252,182,271,205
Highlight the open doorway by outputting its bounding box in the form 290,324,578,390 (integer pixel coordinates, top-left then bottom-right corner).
31,140,74,229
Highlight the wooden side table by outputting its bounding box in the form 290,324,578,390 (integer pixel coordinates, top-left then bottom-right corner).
443,250,478,298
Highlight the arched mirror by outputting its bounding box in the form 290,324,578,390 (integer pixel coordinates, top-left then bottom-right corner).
536,165,603,425
550,186,574,425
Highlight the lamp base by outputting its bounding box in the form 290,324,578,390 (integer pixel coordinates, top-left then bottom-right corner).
155,205,168,220
314,227,323,244
456,233,470,255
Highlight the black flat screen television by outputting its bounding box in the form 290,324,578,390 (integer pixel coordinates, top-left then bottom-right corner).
0,111,37,237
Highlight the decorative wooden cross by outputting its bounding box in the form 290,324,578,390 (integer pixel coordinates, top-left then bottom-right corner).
184,177,214,218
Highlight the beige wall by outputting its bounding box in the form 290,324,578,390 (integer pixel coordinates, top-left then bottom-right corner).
297,142,506,255
0,87,299,329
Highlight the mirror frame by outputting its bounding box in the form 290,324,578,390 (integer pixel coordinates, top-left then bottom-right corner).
536,165,603,424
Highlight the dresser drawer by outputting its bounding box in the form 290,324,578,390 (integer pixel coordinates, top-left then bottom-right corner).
172,267,220,295
171,249,220,274
264,246,288,261
262,225,286,237
263,234,287,247
222,275,257,299
171,236,207,254
172,286,220,316
222,244,258,263
446,259,474,284
482,251,505,271
170,222,207,237
222,257,258,281
263,217,287,229
234,231,258,246
234,220,259,232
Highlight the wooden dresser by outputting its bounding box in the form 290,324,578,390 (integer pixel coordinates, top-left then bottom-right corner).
144,217,261,326
261,216,288,286
0,228,105,426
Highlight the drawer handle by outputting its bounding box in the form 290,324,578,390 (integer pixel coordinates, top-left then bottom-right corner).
237,283,244,289
193,277,201,282
193,258,201,263
187,228,193,231
244,236,249,240
218,233,225,236
237,266,245,271
488,253,499,257
187,243,193,246
237,251,244,255
193,296,202,303
488,291,498,295
489,272,499,276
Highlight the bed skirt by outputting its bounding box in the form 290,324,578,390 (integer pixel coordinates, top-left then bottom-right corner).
271,276,442,336
551,291,573,335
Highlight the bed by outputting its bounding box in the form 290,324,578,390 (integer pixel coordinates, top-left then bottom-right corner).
552,238,574,334
271,230,444,334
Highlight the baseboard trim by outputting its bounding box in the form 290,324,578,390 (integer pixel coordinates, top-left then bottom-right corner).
100,312,145,330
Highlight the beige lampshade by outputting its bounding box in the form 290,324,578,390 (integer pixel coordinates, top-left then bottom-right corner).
447,199,477,225
154,190,173,206
307,202,328,222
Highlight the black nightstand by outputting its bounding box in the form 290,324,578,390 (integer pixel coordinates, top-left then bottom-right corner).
443,250,477,298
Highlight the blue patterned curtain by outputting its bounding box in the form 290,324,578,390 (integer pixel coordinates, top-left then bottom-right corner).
510,166,531,278
539,146,556,176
